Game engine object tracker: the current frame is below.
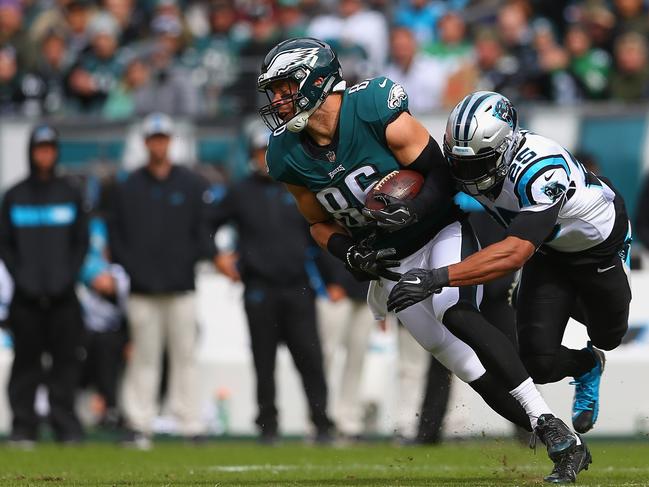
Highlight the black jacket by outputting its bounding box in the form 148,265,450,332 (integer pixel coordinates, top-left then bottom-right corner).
0,176,88,299
109,165,215,294
210,174,314,287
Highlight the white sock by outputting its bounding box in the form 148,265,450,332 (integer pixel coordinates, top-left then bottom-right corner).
509,377,553,430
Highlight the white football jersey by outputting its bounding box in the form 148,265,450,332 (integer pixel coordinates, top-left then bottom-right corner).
474,131,617,253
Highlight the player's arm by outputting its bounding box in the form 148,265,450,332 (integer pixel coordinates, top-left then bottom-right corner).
285,183,400,281
446,199,563,285
366,112,455,229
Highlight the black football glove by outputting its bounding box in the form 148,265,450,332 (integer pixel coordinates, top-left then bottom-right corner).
362,194,417,231
386,267,449,313
345,245,401,281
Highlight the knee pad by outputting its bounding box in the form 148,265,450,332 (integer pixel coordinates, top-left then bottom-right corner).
522,354,556,384
433,337,485,383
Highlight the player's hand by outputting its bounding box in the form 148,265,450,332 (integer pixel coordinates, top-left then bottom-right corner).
387,268,448,312
362,194,417,231
345,245,401,281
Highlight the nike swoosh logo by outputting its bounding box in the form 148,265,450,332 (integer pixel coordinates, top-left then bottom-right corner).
544,171,555,181
597,265,616,273
403,277,421,285
379,78,387,88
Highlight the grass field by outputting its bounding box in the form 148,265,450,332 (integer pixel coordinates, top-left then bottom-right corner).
2,439,649,486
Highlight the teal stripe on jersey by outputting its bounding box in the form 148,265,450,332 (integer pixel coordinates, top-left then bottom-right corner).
516,156,570,207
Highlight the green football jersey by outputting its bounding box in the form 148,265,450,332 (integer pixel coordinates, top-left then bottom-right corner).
266,77,456,256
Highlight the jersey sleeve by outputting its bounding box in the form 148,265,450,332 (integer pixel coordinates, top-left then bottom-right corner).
355,77,410,131
265,136,306,186
513,155,571,212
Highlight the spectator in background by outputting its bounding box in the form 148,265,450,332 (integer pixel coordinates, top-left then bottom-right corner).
612,0,648,38
609,31,649,101
496,1,539,102
234,2,281,114
78,214,129,431
308,0,388,76
277,0,308,38
0,45,22,114
110,113,214,449
23,30,72,115
566,23,611,100
210,126,334,445
472,28,518,98
102,56,149,119
385,27,447,114
393,0,447,46
581,4,616,55
531,19,579,103
0,124,88,446
67,12,125,114
316,252,373,441
0,0,35,70
423,12,472,74
30,0,94,60
102,0,144,45
186,0,244,114
129,14,200,116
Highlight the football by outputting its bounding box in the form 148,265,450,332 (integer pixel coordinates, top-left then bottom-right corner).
364,169,424,210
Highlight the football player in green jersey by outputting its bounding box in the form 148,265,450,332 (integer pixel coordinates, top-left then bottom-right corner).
258,37,583,481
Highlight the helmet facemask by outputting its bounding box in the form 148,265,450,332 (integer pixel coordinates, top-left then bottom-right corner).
444,135,514,196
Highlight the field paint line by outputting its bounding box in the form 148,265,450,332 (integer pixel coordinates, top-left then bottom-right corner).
207,464,649,474
206,462,649,473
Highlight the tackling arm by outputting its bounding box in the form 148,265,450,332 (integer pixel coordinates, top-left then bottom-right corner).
447,236,535,286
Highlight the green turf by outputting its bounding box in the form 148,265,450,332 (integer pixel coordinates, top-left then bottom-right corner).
2,439,648,486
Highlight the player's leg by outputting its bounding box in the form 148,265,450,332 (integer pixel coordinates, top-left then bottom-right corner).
279,287,334,438
516,253,596,383
567,243,631,433
243,285,281,440
429,220,560,432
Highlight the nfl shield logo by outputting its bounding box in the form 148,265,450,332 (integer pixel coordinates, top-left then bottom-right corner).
326,151,336,162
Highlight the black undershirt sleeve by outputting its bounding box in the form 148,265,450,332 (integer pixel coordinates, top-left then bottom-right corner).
507,197,565,248
402,137,456,218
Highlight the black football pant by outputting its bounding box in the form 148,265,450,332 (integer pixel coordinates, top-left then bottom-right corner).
8,292,85,441
81,327,126,410
416,356,451,443
517,251,631,384
243,283,333,435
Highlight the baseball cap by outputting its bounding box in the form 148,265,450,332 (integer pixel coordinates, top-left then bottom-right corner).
88,12,120,38
142,112,174,138
31,124,58,145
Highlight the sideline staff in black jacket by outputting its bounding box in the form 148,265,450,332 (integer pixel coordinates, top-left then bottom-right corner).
0,124,88,444
211,127,333,444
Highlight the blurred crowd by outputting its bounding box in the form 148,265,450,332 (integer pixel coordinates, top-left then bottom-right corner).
3,0,649,120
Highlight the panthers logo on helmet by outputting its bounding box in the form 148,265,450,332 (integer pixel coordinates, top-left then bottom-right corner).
388,83,407,109
493,99,517,129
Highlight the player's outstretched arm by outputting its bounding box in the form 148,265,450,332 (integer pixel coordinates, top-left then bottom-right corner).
386,237,534,312
446,236,535,286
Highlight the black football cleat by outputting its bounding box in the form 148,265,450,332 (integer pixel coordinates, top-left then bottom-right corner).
544,436,592,483
533,414,577,462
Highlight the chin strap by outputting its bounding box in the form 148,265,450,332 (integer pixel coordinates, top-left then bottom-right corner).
286,78,346,133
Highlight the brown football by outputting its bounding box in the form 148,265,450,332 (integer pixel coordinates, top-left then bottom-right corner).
365,170,424,210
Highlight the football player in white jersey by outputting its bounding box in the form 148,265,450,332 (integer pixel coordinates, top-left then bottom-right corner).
388,92,631,467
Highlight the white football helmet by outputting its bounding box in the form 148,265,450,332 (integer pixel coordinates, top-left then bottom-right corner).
443,91,519,196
